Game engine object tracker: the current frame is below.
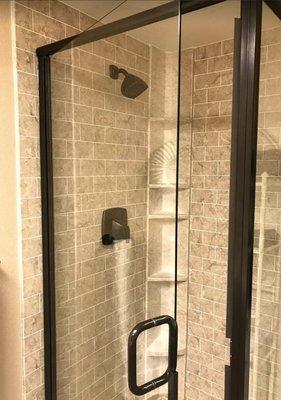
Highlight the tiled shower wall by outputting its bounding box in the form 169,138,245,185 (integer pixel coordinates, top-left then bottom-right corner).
186,39,233,399
52,26,149,400
186,25,281,400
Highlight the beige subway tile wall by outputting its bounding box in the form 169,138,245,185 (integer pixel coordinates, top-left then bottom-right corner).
51,32,149,399
186,39,233,400
186,25,281,400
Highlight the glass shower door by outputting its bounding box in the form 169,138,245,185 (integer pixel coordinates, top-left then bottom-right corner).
39,1,250,399
49,5,182,400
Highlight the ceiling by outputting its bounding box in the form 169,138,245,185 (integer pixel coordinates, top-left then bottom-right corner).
63,1,170,23
62,0,280,51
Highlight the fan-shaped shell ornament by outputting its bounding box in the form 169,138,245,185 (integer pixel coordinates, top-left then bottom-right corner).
150,141,177,184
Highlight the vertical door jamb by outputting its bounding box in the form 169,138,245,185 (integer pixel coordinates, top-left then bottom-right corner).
38,54,57,400
227,0,262,399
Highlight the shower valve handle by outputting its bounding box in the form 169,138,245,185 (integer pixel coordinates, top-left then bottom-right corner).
128,315,178,399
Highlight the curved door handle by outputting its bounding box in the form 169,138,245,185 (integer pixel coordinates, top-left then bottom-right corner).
128,315,178,398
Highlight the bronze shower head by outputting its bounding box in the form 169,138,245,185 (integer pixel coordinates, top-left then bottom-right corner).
109,64,148,99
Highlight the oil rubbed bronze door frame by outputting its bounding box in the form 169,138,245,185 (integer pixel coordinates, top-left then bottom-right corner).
226,0,263,399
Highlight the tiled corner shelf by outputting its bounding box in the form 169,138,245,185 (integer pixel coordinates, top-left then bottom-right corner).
149,182,189,190
148,213,188,220
149,116,191,126
147,334,186,357
148,271,187,283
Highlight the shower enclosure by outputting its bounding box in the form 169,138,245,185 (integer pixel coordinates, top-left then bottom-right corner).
36,1,281,399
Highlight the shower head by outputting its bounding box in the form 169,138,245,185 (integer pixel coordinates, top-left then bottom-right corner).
109,64,148,99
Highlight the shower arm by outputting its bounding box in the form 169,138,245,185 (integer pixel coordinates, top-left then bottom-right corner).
118,68,128,77
109,64,129,80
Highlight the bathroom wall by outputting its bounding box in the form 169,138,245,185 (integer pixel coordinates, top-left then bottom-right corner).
186,39,233,399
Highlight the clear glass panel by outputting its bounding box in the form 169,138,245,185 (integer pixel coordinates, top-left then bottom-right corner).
180,2,240,399
51,2,180,399
249,4,281,400
49,1,245,399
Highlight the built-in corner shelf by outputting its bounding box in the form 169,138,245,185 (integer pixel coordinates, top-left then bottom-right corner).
149,116,191,126
147,334,186,357
148,213,188,221
148,271,187,283
149,183,188,190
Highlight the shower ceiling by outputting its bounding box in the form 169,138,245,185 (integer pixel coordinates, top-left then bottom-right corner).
63,0,279,51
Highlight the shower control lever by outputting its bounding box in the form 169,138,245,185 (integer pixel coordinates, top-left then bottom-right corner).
102,207,130,245
128,315,178,399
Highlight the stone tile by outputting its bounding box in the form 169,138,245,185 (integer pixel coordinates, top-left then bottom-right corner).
16,49,35,74
16,26,47,52
127,36,149,58
33,12,66,40
208,54,233,73
79,12,98,31
220,70,233,85
15,3,33,30
194,102,220,118
195,72,220,89
17,0,50,15
262,26,281,46
194,59,208,75
222,39,233,55
206,116,231,131
79,87,104,108
50,0,80,28
74,104,92,124
195,42,221,60
106,33,127,49
92,108,115,127
73,67,92,88
116,48,136,69
92,72,115,93
104,93,127,113
81,124,105,142
93,40,115,61
80,51,104,74
80,160,106,176
115,113,135,130
208,85,232,102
